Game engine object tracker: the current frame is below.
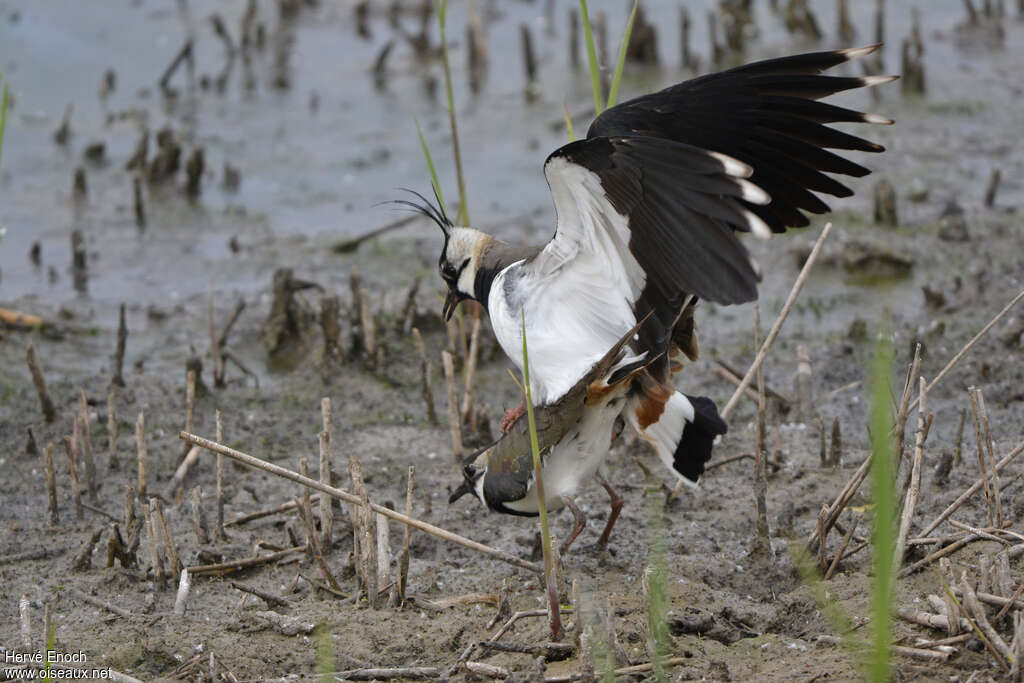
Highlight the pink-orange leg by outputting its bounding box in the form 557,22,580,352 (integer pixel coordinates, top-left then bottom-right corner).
500,401,526,433
559,496,587,555
595,472,623,550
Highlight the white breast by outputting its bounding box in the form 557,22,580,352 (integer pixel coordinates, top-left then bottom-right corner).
489,261,637,404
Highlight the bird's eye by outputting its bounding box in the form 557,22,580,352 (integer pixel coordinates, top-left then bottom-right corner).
441,263,457,281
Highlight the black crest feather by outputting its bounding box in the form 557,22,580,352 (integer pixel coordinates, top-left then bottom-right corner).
386,187,453,243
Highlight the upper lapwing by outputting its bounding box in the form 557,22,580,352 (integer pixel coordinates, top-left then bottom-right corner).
448,311,724,552
407,45,895,491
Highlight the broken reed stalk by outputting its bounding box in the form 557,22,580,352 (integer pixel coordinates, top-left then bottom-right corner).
190,486,210,544
165,446,201,500
360,287,376,361
173,568,191,616
908,287,1024,413
153,497,182,579
78,390,97,502
895,377,928,568
319,397,333,548
442,350,463,461
894,343,922,467
143,499,165,590
64,435,83,520
824,512,860,580
753,304,770,549
107,391,117,470
184,368,196,436
968,388,995,527
412,328,438,425
208,289,220,386
136,411,147,498
215,409,226,541
26,343,56,423
348,456,377,602
395,465,415,605
179,431,542,574
461,312,482,423
44,443,59,525
721,222,834,420
112,303,127,387
961,579,1014,669
976,390,1003,527
376,509,392,603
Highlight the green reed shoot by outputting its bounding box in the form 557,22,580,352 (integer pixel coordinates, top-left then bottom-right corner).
414,116,448,217
645,485,670,682
606,2,638,109
867,334,896,682
578,0,603,115
521,308,560,639
435,0,469,225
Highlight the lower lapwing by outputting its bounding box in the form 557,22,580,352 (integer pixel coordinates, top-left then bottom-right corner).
448,312,727,552
409,45,896,491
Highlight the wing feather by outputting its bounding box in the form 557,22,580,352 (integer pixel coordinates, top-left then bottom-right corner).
524,45,893,370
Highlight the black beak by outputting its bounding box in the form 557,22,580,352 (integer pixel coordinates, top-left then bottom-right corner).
448,479,474,504
442,290,462,322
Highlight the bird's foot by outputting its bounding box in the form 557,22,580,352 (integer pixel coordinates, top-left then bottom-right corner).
500,402,527,433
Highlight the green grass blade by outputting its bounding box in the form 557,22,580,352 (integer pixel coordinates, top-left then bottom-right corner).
563,103,575,141
868,335,896,682
521,308,560,638
606,1,638,109
578,0,603,116
645,486,670,682
436,0,469,225
414,115,448,217
44,614,55,683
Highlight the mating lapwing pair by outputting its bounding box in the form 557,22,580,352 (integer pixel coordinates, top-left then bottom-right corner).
407,45,896,552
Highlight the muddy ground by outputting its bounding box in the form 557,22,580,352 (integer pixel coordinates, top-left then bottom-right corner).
2,1,1024,681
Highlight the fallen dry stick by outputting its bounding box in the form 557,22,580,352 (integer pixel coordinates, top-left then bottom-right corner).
919,437,1024,537
0,307,43,328
26,343,56,423
229,581,290,608
188,545,307,576
899,533,986,577
335,667,441,680
895,377,929,567
179,432,542,574
720,222,833,420
896,606,971,632
907,287,1024,414
67,587,132,619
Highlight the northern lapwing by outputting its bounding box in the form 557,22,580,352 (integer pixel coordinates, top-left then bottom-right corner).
408,45,895,492
448,312,723,552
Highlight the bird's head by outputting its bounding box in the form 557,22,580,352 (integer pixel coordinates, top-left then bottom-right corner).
448,445,492,505
388,188,487,321
439,226,489,321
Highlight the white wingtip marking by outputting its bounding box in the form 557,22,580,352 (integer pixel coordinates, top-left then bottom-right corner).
838,44,881,60
709,151,752,178
863,112,895,125
737,179,770,206
861,75,899,87
747,210,773,240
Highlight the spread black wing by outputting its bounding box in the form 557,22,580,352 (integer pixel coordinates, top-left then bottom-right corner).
525,45,894,380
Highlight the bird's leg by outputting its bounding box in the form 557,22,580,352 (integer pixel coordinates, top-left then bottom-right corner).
500,401,526,433
594,472,623,550
558,496,587,555
500,377,528,433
